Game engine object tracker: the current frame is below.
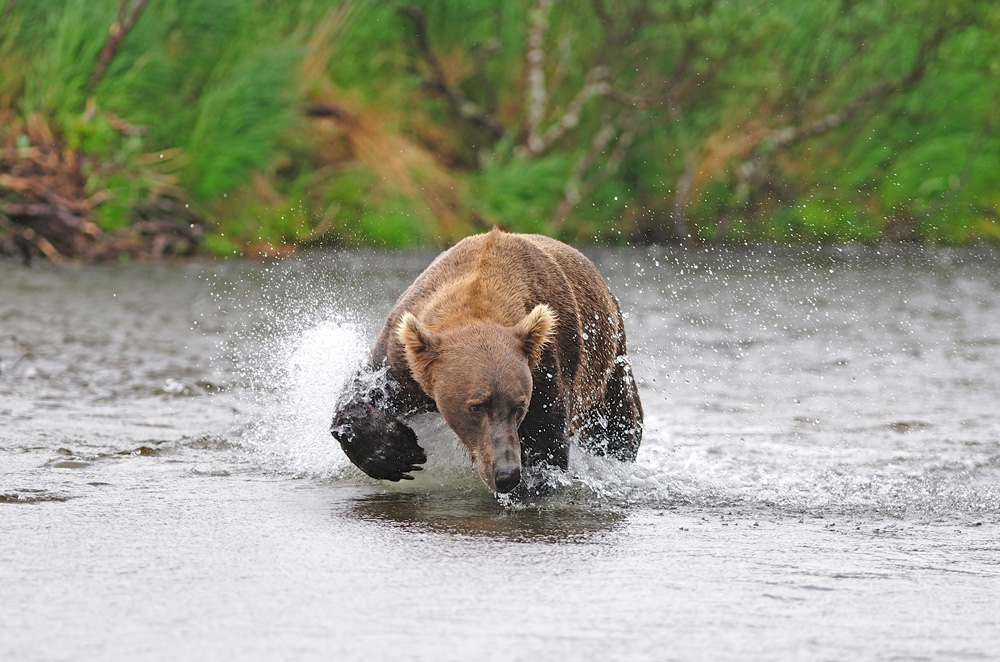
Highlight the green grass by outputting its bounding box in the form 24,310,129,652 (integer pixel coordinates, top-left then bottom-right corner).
1,0,998,252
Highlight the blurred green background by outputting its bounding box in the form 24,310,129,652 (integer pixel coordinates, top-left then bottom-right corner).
1,0,998,257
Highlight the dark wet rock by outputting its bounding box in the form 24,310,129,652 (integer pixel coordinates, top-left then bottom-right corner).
887,421,932,433
0,489,72,503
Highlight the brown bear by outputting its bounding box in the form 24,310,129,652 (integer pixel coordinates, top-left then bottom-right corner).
331,229,642,493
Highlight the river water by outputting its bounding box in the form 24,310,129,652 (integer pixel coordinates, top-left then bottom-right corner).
2,244,999,661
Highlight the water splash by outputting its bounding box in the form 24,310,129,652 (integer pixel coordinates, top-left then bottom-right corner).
229,302,488,489
226,306,666,501
236,315,364,477
227,307,1000,521
214,248,1000,522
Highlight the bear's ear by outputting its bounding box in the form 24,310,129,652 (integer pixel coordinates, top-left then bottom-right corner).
397,312,440,382
514,304,557,367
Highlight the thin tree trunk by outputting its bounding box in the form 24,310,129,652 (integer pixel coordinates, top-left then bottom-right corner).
523,0,555,155
89,0,150,92
670,158,694,242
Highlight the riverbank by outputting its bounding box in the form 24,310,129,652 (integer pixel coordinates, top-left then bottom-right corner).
2,1,998,262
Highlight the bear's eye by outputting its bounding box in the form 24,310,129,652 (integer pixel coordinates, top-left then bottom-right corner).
468,403,483,414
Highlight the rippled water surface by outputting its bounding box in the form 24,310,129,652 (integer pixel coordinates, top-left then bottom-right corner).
2,245,999,661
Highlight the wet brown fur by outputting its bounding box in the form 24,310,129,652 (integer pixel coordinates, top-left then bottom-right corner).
335,228,643,492
380,229,623,412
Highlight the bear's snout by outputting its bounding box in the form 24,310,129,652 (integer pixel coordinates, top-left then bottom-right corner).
494,466,521,494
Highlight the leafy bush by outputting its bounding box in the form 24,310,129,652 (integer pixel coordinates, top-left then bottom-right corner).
2,0,998,254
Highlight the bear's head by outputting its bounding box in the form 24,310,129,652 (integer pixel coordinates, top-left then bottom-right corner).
396,304,557,493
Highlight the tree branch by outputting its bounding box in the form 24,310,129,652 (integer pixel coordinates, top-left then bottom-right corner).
757,24,952,157
551,108,640,229
398,6,504,141
88,0,150,93
714,24,957,242
1,202,84,229
517,66,608,157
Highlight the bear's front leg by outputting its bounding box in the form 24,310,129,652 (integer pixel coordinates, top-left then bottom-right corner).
331,379,427,481
519,365,570,470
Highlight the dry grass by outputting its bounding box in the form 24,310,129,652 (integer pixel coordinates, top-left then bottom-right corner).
295,5,472,243
689,115,770,200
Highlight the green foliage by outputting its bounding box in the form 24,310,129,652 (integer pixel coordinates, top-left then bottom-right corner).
320,167,431,247
1,0,998,251
182,49,298,200
469,138,572,235
769,196,882,243
9,0,300,172
354,200,430,247
17,0,109,123
201,232,244,257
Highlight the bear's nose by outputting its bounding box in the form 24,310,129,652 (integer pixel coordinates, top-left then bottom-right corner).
494,467,521,493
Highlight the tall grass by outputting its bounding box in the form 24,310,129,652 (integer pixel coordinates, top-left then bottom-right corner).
17,1,108,124
1,0,998,250
8,0,306,194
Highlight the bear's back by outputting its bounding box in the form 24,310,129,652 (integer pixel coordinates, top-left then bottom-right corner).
383,229,624,417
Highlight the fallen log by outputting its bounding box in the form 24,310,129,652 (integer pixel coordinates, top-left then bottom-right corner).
1,114,205,264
